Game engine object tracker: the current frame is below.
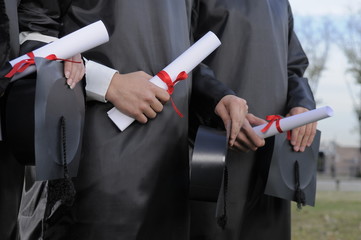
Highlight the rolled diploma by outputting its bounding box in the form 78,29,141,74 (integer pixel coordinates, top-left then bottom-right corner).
107,31,221,131
10,20,109,81
252,106,334,138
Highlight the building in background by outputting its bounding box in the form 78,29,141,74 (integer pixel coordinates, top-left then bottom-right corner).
319,142,361,178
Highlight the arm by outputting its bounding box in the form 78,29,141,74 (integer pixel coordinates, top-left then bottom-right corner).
85,60,170,124
286,2,317,152
190,63,262,149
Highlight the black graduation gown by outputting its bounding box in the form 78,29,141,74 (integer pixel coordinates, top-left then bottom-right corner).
15,0,229,239
0,1,25,239
190,0,315,240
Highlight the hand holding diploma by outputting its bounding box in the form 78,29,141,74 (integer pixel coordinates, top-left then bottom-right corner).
5,20,109,81
286,107,318,152
228,106,333,153
107,31,221,131
105,71,170,124
253,106,334,152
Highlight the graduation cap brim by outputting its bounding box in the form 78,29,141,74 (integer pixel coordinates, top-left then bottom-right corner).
264,130,321,207
190,125,227,202
4,57,85,180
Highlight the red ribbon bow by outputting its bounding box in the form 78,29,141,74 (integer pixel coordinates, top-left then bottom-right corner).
156,70,188,117
5,52,81,78
261,115,291,140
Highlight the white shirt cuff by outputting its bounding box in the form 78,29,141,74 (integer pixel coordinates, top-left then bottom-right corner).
19,31,58,44
85,60,118,102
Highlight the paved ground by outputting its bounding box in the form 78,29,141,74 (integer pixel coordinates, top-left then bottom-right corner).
317,177,361,191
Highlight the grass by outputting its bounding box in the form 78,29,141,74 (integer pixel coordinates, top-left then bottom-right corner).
291,191,361,240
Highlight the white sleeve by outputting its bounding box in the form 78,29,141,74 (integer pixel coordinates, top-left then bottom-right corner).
19,31,58,44
85,60,118,102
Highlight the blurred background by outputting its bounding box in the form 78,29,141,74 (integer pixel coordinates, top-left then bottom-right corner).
289,0,361,239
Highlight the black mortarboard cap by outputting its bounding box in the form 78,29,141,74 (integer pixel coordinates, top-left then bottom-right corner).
264,130,321,208
190,125,227,202
4,57,85,181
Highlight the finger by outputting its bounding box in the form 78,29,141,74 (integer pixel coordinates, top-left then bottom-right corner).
134,113,148,124
64,61,73,86
246,113,268,126
150,100,164,113
229,105,245,146
154,87,170,103
235,131,258,151
290,126,300,146
231,140,250,153
242,121,265,148
143,106,157,119
307,122,317,146
215,103,234,143
299,123,313,151
292,126,306,152
69,66,80,89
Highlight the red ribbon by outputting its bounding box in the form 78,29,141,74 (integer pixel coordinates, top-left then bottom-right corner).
156,70,188,117
261,115,291,140
4,52,81,78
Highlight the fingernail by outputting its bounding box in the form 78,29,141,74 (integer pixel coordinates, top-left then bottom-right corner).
67,79,73,87
65,71,70,78
294,146,300,152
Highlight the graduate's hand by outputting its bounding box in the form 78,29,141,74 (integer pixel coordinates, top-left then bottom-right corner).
214,95,248,147
106,71,170,123
64,53,85,89
231,113,266,152
286,107,317,152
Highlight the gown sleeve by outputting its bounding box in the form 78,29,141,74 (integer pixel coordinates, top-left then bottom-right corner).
286,2,316,111
17,0,71,38
189,63,235,141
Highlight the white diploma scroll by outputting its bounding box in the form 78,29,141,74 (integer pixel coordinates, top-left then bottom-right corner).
107,31,222,131
10,20,109,81
253,106,334,138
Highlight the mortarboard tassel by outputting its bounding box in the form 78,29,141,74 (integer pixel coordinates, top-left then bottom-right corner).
217,165,228,229
294,160,306,209
47,116,76,210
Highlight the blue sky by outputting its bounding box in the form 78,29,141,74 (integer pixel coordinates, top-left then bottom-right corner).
289,0,361,147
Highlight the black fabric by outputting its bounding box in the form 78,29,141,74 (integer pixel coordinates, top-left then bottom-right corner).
190,0,315,240
0,1,24,240
0,62,12,97
0,0,10,70
4,41,46,166
60,3,191,239
4,77,36,165
0,0,18,95
18,1,192,239
18,0,72,38
0,140,25,240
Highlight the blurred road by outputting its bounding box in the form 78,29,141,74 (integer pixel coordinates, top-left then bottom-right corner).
317,177,361,191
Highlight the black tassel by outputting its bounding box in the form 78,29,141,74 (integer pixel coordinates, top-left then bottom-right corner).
217,165,228,229
47,116,76,209
294,160,306,209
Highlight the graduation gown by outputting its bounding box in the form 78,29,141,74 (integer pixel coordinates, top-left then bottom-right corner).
62,3,192,239
190,0,315,240
0,1,25,239
17,0,231,239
